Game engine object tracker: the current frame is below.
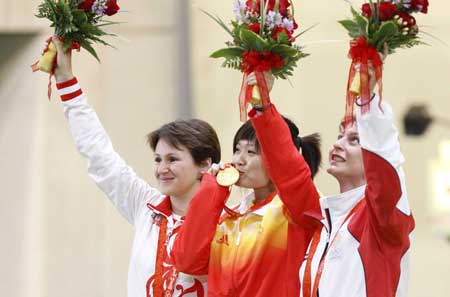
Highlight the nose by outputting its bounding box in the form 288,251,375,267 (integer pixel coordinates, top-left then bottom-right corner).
232,151,246,167
156,160,170,175
332,138,344,152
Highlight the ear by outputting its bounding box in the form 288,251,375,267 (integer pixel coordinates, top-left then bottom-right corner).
198,157,212,174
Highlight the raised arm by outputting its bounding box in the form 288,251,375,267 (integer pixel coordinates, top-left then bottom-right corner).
53,37,161,225
356,96,414,243
249,105,322,225
171,173,230,275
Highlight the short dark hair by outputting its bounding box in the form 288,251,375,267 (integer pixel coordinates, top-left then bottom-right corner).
148,119,221,165
233,116,321,178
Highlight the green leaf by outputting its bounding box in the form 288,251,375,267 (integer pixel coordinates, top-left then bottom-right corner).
200,9,234,38
274,0,280,13
370,20,399,50
339,20,358,32
291,22,318,40
351,7,368,34
288,0,295,19
276,31,290,44
339,20,364,38
210,47,245,59
79,39,100,62
239,29,269,51
96,20,125,27
72,10,88,26
368,0,379,24
270,44,299,57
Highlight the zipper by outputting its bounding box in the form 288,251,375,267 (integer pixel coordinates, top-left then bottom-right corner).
316,208,332,297
230,216,243,295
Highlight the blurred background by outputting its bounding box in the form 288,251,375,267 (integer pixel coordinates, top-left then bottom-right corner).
1,0,450,296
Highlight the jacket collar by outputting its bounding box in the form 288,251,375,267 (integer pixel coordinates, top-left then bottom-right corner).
320,185,366,220
237,191,277,216
147,196,173,218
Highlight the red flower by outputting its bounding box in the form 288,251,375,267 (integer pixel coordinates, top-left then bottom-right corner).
362,2,398,21
105,0,120,16
78,0,95,11
240,50,284,73
410,0,429,13
247,22,261,34
246,0,291,16
272,26,293,41
397,11,417,29
267,52,284,69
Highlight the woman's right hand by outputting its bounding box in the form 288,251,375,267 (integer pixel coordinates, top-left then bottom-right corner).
51,36,74,83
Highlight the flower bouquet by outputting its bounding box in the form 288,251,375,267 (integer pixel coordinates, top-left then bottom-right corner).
31,0,120,98
206,0,310,121
339,0,428,122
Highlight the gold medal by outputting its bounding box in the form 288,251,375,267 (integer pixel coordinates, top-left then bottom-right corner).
216,166,240,187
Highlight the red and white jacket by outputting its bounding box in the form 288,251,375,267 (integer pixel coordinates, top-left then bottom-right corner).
251,98,414,297
56,78,207,297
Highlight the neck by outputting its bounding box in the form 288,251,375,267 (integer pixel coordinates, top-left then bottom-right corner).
338,178,365,193
170,197,190,216
253,184,276,204
170,182,201,216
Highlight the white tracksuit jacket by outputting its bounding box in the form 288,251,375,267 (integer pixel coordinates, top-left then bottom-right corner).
56,77,207,297
299,96,415,297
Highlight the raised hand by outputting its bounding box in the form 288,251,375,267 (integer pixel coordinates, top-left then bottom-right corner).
51,36,74,83
245,71,275,93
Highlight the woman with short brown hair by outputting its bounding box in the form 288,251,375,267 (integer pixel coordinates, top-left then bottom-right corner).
51,36,220,297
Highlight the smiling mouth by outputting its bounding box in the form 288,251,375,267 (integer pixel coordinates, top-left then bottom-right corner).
330,154,345,163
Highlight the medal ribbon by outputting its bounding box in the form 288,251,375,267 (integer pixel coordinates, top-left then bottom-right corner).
221,191,277,224
345,36,383,126
238,71,271,122
145,214,180,297
302,198,366,297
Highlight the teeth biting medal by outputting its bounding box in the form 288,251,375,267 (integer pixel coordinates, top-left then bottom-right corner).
216,165,240,187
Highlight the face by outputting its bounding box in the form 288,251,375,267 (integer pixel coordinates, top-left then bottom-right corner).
232,139,272,190
154,139,207,199
327,123,365,183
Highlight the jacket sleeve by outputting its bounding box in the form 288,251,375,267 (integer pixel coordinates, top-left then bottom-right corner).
249,105,322,225
57,77,161,225
356,96,414,245
171,173,230,275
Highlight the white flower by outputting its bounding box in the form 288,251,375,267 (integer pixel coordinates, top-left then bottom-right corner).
266,10,282,29
91,0,107,16
233,0,248,23
393,0,412,8
282,18,294,32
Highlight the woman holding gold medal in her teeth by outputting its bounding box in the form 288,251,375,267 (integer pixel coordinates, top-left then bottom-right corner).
171,71,322,297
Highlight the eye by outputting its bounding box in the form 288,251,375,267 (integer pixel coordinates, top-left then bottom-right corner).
350,136,360,144
154,156,161,163
247,149,257,155
168,156,179,162
337,134,343,140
